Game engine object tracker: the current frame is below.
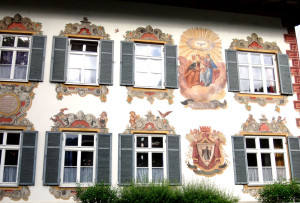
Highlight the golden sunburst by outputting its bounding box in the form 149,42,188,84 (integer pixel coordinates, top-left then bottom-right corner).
179,28,222,62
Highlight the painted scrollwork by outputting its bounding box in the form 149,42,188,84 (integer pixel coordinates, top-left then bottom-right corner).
0,13,42,34
242,186,260,198
123,25,173,44
59,17,110,39
126,87,174,104
230,33,281,53
49,187,76,200
0,186,30,201
234,93,288,107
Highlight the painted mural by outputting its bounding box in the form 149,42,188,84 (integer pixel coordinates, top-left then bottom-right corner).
179,28,227,110
186,126,228,176
0,186,30,201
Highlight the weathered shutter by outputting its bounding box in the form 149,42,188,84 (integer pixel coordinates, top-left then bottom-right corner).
277,53,293,95
232,136,248,184
96,133,111,184
119,134,134,185
120,41,134,86
226,49,240,92
167,135,181,185
19,131,38,185
43,131,62,185
28,35,46,81
99,40,114,85
50,36,67,82
288,137,300,181
165,45,178,88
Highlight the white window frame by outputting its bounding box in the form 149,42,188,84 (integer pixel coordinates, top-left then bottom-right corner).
237,51,280,95
134,43,165,89
245,136,289,186
0,34,31,82
60,132,96,187
134,134,166,183
0,130,21,187
66,38,100,86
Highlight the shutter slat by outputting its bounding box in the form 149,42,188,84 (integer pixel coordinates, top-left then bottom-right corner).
28,35,46,81
97,133,111,184
226,50,240,92
165,45,178,88
232,136,248,184
119,134,134,185
277,53,293,95
99,40,114,85
120,41,134,86
167,135,181,185
288,137,300,181
50,36,67,83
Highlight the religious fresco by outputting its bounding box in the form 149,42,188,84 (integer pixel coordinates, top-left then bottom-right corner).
186,126,228,176
179,28,227,110
0,186,30,201
50,108,108,132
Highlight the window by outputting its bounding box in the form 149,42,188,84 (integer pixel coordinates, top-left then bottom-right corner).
50,37,113,85
0,34,46,82
135,134,166,183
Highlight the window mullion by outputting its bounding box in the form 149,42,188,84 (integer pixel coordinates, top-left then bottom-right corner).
149,152,152,182
248,54,254,93
0,149,5,183
261,54,268,94
77,150,81,183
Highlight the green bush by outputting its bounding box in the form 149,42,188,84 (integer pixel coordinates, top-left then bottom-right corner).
259,179,300,202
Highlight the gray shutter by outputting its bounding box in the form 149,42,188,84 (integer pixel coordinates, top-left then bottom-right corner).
288,137,300,181
120,41,134,86
165,45,178,89
96,133,111,184
43,131,62,185
50,36,67,82
277,53,293,95
167,135,181,185
19,131,38,185
118,134,134,185
232,136,248,184
99,40,114,85
28,35,46,81
226,49,240,92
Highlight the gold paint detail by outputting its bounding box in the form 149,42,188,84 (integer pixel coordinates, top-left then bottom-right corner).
65,34,103,39
0,186,30,201
0,126,27,130
234,93,288,106
126,87,174,104
132,39,167,44
59,128,100,133
0,93,20,116
49,186,76,200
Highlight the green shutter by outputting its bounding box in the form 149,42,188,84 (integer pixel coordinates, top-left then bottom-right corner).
232,136,248,184
167,135,181,185
19,131,38,185
99,40,114,85
288,137,300,181
165,45,178,89
226,49,240,92
119,134,134,185
28,35,46,82
277,53,293,95
97,133,111,184
43,131,62,185
50,36,67,83
120,41,134,86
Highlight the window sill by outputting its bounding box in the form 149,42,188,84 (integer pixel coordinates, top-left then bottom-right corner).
0,80,29,84
132,86,168,92
238,93,281,97
64,82,100,87
60,183,94,188
0,183,19,188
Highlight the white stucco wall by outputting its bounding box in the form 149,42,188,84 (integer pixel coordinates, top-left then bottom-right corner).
0,1,299,202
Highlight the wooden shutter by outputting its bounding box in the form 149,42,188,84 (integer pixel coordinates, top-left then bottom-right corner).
167,135,181,185
28,35,46,81
43,131,62,185
165,45,178,89
277,53,293,95
19,131,38,185
232,136,248,184
96,133,111,184
226,49,240,92
288,137,300,181
50,36,67,82
119,134,134,185
99,40,114,85
120,41,134,86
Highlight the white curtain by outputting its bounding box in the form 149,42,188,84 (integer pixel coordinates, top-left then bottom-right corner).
137,168,148,183
248,167,259,182
64,167,77,183
3,166,17,182
80,167,93,183
263,167,273,182
152,168,163,183
276,168,286,180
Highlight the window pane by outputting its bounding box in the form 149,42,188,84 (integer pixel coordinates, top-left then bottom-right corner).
251,54,261,65
137,153,148,167
152,168,163,183
152,153,163,167
86,42,98,52
81,152,93,166
135,72,162,87
265,68,275,80
80,167,93,182
14,65,27,79
247,153,257,167
0,51,13,64
66,134,78,146
149,45,162,57
84,69,96,84
261,153,271,166
238,53,248,64
85,55,97,69
152,137,163,148
71,41,83,51
0,150,1,162
16,52,28,65
3,166,17,182
239,66,249,79
2,36,15,47
137,168,148,183
137,137,148,148
0,65,11,78
0,133,3,144
246,138,256,148
64,151,77,166
135,58,148,72
267,81,276,93
69,54,84,68
264,55,273,66
273,139,283,149
240,79,250,92
17,37,30,48
63,167,76,183
135,44,148,56
82,135,94,146
254,81,264,92
149,59,163,73
7,133,20,145
68,69,81,83
275,153,285,167
5,150,19,165
252,67,262,80
260,139,269,149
